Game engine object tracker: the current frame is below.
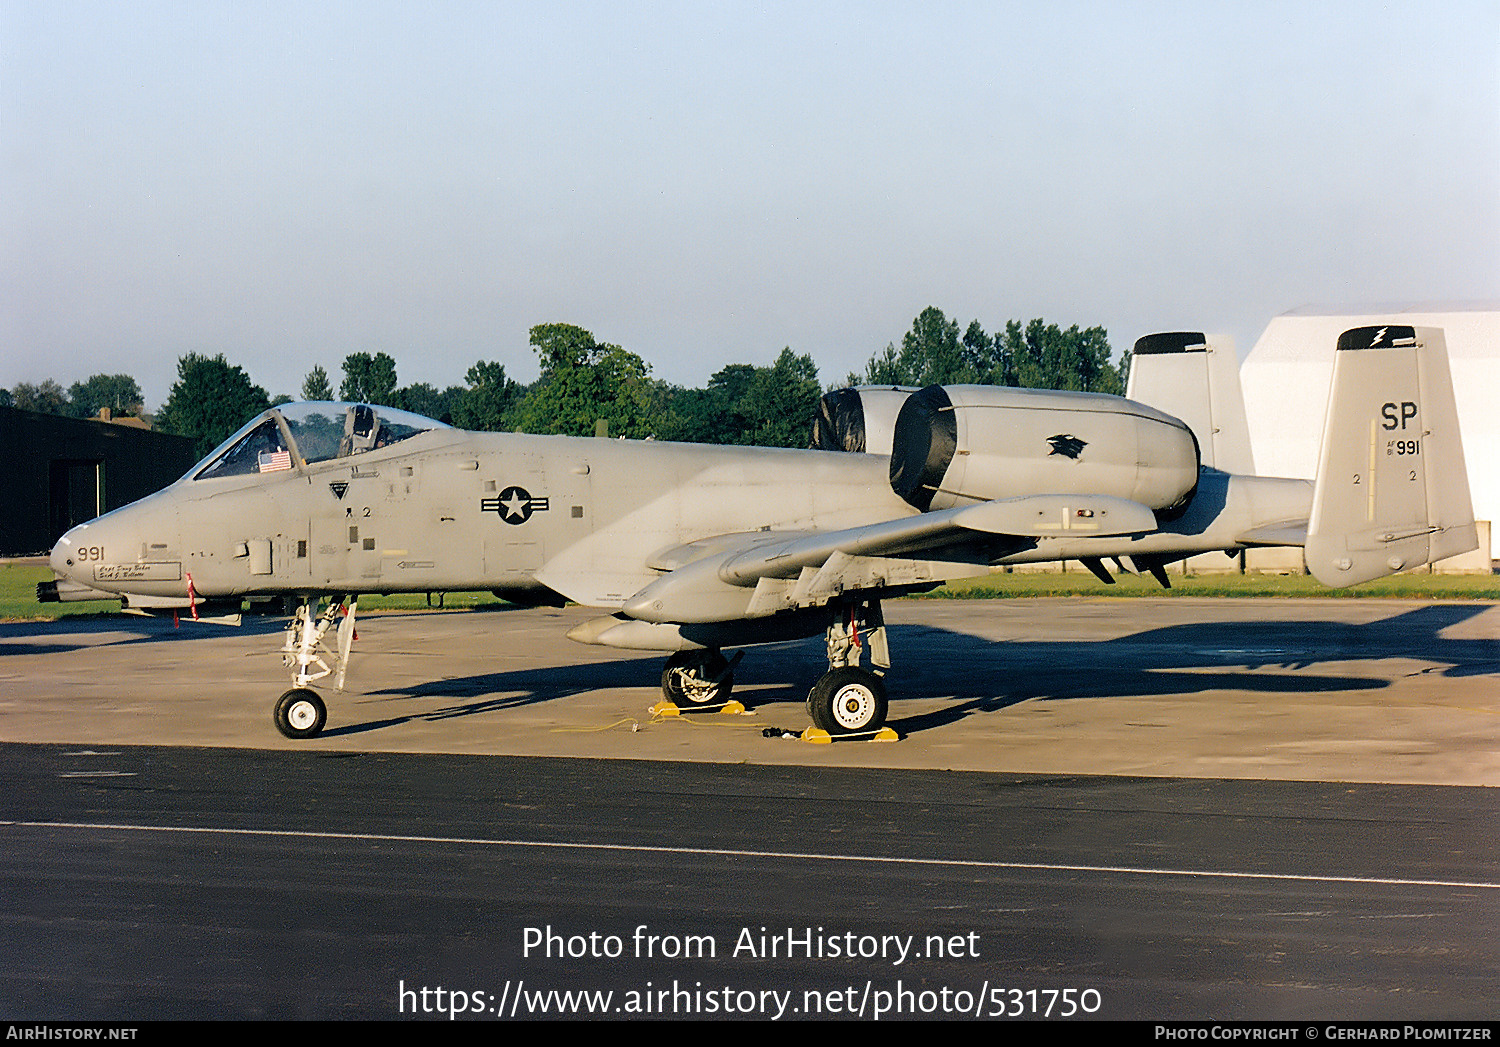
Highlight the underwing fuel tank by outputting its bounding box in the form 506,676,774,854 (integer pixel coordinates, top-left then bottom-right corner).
889,385,1200,515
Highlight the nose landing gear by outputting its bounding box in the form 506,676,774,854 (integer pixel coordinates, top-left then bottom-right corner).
272,594,356,739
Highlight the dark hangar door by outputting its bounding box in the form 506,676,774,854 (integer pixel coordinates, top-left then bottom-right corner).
48,459,101,543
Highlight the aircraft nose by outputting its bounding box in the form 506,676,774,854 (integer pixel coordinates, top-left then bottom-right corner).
38,523,114,604
42,499,177,604
50,525,86,580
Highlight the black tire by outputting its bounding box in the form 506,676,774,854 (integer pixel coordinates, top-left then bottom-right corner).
274,688,327,739
808,667,888,735
661,651,733,705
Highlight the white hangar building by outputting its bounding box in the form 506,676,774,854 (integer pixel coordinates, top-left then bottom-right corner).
1239,303,1498,567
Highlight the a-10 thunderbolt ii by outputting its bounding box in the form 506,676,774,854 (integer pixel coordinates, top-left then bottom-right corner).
40,325,1476,740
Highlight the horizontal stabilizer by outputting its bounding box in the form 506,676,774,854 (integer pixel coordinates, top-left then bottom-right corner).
1306,326,1477,586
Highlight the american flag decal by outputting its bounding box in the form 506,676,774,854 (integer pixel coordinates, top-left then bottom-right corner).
258,449,292,472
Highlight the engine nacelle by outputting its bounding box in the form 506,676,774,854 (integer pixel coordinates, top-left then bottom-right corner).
812,386,918,455
889,385,1200,515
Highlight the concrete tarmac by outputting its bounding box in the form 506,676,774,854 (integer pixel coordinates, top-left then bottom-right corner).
2,598,1496,785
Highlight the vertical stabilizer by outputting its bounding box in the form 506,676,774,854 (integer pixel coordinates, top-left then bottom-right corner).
1306,326,1476,586
1127,332,1255,474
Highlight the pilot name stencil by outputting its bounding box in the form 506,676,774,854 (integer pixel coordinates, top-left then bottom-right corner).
94,562,182,583
482,485,549,525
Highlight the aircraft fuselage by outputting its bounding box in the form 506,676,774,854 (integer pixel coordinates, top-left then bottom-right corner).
50,430,915,606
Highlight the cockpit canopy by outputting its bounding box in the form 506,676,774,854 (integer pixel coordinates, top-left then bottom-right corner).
191,402,450,481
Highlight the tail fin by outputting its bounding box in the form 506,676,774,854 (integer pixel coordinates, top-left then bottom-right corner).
1127,332,1255,474
1305,326,1476,586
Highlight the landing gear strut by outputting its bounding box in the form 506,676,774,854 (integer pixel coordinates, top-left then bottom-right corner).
807,598,890,736
273,594,357,739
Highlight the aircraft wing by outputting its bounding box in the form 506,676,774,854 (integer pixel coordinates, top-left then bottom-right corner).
616,493,1158,625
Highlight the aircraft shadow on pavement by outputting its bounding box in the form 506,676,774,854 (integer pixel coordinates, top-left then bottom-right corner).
0,614,288,657
336,602,1496,739
0,605,531,657
331,652,671,738
882,602,1497,735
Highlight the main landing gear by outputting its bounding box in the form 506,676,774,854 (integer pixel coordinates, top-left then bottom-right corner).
807,667,888,736
654,598,893,738
273,594,357,739
806,598,889,736
661,649,737,706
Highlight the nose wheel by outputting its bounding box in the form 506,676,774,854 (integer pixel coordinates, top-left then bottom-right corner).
274,688,327,739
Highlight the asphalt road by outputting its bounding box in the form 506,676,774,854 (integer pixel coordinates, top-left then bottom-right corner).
2,598,1497,1020
3,743,1497,1020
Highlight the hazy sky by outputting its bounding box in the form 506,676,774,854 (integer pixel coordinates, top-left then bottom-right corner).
4,1,1497,409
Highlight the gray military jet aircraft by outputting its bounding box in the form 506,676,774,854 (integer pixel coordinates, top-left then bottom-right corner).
40,325,1476,740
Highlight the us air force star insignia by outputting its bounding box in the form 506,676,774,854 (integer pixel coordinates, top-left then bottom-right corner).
481,485,549,525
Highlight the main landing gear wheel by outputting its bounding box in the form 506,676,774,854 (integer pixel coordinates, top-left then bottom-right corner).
274,688,327,739
661,650,734,705
808,667,888,736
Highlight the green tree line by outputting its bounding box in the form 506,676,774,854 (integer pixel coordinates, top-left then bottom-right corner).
853,306,1127,393
7,308,1128,456
1,374,146,419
